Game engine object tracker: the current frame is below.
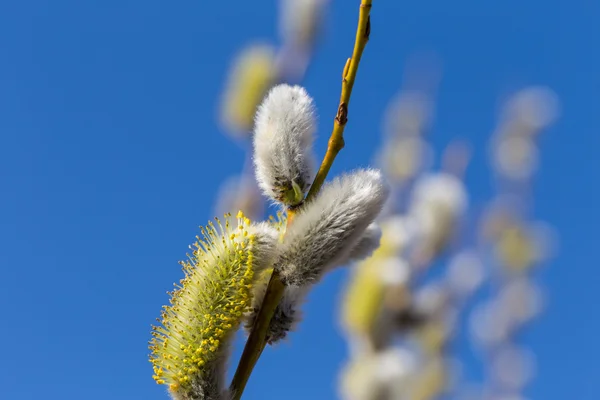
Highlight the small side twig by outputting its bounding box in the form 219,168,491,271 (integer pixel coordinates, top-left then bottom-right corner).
229,2,373,398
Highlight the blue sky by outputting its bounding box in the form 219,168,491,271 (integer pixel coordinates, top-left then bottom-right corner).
0,1,598,399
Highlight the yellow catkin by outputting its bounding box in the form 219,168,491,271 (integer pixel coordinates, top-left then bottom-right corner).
496,223,537,272
221,45,276,135
342,224,399,339
149,212,257,394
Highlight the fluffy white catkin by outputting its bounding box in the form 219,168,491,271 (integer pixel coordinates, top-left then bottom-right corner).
244,223,382,345
279,0,326,48
253,84,317,205
247,222,281,273
345,223,382,263
276,169,389,286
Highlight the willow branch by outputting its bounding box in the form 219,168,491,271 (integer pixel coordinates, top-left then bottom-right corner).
229,2,373,398
305,0,372,201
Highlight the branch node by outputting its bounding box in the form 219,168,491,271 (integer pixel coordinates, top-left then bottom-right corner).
336,102,349,125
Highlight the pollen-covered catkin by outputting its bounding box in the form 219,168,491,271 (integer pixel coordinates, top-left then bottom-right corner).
277,169,389,286
149,213,279,400
253,84,317,206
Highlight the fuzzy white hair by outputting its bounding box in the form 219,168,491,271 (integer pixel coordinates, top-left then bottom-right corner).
410,172,467,217
345,223,382,263
279,0,326,48
276,169,389,286
253,84,317,205
245,221,381,346
408,172,468,244
248,221,281,275
247,223,382,345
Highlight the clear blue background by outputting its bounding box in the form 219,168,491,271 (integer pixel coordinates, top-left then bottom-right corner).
1,1,598,399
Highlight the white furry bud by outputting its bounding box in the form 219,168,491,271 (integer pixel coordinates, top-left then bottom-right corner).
345,223,382,263
409,172,467,254
277,169,389,286
410,172,467,218
340,348,416,400
446,250,485,296
279,0,326,48
253,84,317,205
504,86,559,131
247,222,282,274
246,173,387,345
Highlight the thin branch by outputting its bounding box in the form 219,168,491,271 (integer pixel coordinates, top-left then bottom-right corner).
306,0,372,201
229,2,373,398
